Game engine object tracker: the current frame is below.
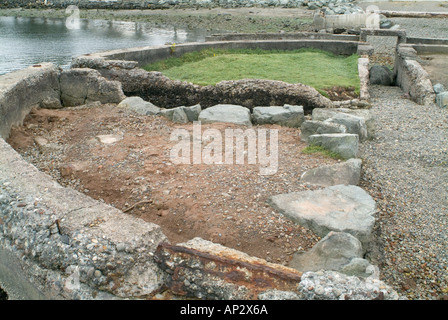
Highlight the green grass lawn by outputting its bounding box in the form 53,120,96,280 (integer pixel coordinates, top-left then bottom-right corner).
143,48,360,97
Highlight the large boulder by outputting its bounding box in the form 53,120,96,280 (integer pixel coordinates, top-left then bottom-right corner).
307,133,359,159
268,185,377,247
369,65,394,86
289,231,374,277
252,105,304,127
198,104,252,126
300,120,347,142
312,108,368,141
300,158,362,187
117,96,160,115
331,108,376,140
59,68,125,107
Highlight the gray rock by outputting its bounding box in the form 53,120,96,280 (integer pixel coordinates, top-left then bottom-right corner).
312,108,368,141
59,68,125,107
307,133,359,159
40,97,62,109
172,108,189,123
339,258,375,278
252,105,305,127
160,107,189,123
117,96,160,115
198,104,252,126
369,65,394,86
436,92,448,108
331,108,376,140
289,231,363,272
300,158,362,187
300,120,347,142
433,83,445,94
268,185,377,247
181,104,202,122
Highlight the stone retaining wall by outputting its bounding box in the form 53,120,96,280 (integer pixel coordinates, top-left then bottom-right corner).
394,44,436,105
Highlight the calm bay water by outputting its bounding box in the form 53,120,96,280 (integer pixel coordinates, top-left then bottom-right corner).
0,16,210,75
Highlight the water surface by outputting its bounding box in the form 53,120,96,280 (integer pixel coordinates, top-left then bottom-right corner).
0,16,209,75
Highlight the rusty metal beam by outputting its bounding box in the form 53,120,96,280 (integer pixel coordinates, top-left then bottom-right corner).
154,242,302,299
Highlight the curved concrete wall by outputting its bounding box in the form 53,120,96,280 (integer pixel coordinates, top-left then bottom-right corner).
0,63,168,300
73,39,361,68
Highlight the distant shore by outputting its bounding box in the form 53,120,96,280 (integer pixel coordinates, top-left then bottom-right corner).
0,7,315,33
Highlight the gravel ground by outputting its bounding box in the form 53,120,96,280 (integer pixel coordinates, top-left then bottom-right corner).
359,85,448,300
359,6,448,300
390,17,448,38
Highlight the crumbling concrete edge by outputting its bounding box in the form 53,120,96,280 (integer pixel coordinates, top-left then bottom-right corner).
394,44,436,105
358,56,370,101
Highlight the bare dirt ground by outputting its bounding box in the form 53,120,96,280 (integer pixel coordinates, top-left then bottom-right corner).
7,105,342,266
419,54,448,89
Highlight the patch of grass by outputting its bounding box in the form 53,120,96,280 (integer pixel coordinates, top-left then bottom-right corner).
143,48,360,96
302,145,345,160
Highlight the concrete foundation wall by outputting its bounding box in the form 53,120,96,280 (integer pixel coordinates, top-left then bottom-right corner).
0,62,168,300
394,44,435,105
0,63,61,140
77,40,361,69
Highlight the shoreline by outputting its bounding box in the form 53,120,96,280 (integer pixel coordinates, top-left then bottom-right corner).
0,7,315,33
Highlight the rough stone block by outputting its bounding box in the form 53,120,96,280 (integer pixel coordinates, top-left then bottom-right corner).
307,133,359,159
198,104,252,126
312,108,368,141
117,96,160,115
252,104,304,127
268,185,377,247
300,120,347,142
60,68,125,107
300,158,362,187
